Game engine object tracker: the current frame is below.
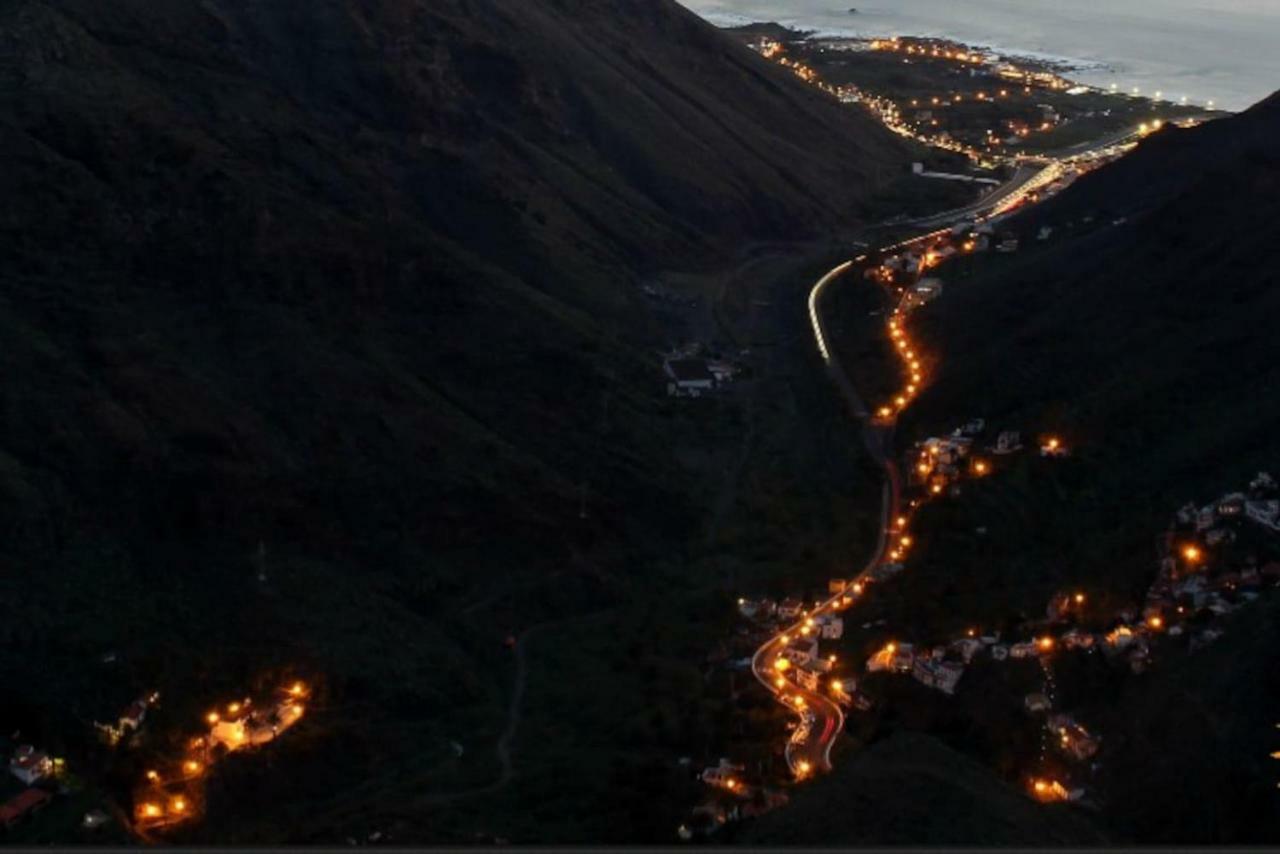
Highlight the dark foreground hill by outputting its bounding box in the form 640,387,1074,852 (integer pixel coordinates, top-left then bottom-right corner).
0,0,923,843
741,732,1107,845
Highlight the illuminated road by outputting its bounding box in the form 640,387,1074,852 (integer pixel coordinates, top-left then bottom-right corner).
750,260,903,778
748,109,1220,785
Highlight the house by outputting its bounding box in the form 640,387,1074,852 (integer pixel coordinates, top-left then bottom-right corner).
737,598,776,621
991,644,1009,660
912,658,964,694
1250,471,1276,496
1216,493,1246,516
1049,714,1100,761
1176,502,1197,526
1196,506,1217,532
664,359,715,398
867,642,914,673
1037,225,1054,241
827,578,847,595
1040,437,1070,458
777,598,804,620
1008,642,1039,659
793,667,820,691
1104,625,1135,650
808,652,836,674
962,418,986,436
1024,693,1052,714
996,234,1019,253
0,788,52,829
8,746,52,786
992,431,1022,455
1062,630,1095,650
783,637,819,666
817,616,844,640
120,699,149,731
700,758,745,789
706,360,738,384
906,278,944,308
831,677,858,696
948,638,983,663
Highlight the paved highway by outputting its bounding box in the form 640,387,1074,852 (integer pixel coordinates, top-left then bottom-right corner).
750,113,1220,783
750,260,903,778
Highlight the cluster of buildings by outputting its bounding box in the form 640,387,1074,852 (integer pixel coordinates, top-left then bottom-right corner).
662,346,742,399
2,744,60,831
865,638,980,696
134,680,310,832
94,691,160,747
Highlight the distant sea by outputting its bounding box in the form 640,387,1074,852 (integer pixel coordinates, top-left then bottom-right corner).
678,0,1280,111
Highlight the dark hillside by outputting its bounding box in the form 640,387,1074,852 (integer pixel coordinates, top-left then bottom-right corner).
741,732,1107,845
0,0,914,842
887,92,1280,842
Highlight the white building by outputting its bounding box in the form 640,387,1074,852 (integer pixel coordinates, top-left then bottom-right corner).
912,658,965,694
9,746,52,785
664,359,715,398
818,616,844,640
992,431,1022,455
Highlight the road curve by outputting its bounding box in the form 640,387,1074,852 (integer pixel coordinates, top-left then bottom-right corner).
750,260,903,778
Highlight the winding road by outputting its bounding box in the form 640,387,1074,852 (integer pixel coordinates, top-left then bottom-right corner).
747,119,1149,780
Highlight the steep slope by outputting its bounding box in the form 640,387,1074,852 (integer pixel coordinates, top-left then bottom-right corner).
908,92,1280,514
0,0,914,842
890,93,1280,842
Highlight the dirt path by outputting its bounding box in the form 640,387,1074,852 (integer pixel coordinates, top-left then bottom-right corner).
412,619,558,807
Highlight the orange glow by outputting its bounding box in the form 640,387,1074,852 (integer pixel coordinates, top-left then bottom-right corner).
774,657,791,672
184,760,202,775
206,711,219,725
931,484,943,494
289,682,306,696
140,802,162,819
1182,544,1202,562
1074,593,1085,604
1147,615,1163,629
145,769,159,782
852,583,864,594
973,460,988,475
1037,636,1055,651
170,797,187,814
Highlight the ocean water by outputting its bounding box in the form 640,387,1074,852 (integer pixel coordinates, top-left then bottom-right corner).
678,0,1280,111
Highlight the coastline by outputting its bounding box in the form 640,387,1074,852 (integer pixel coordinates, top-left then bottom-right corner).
704,13,1112,77
690,3,1265,111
